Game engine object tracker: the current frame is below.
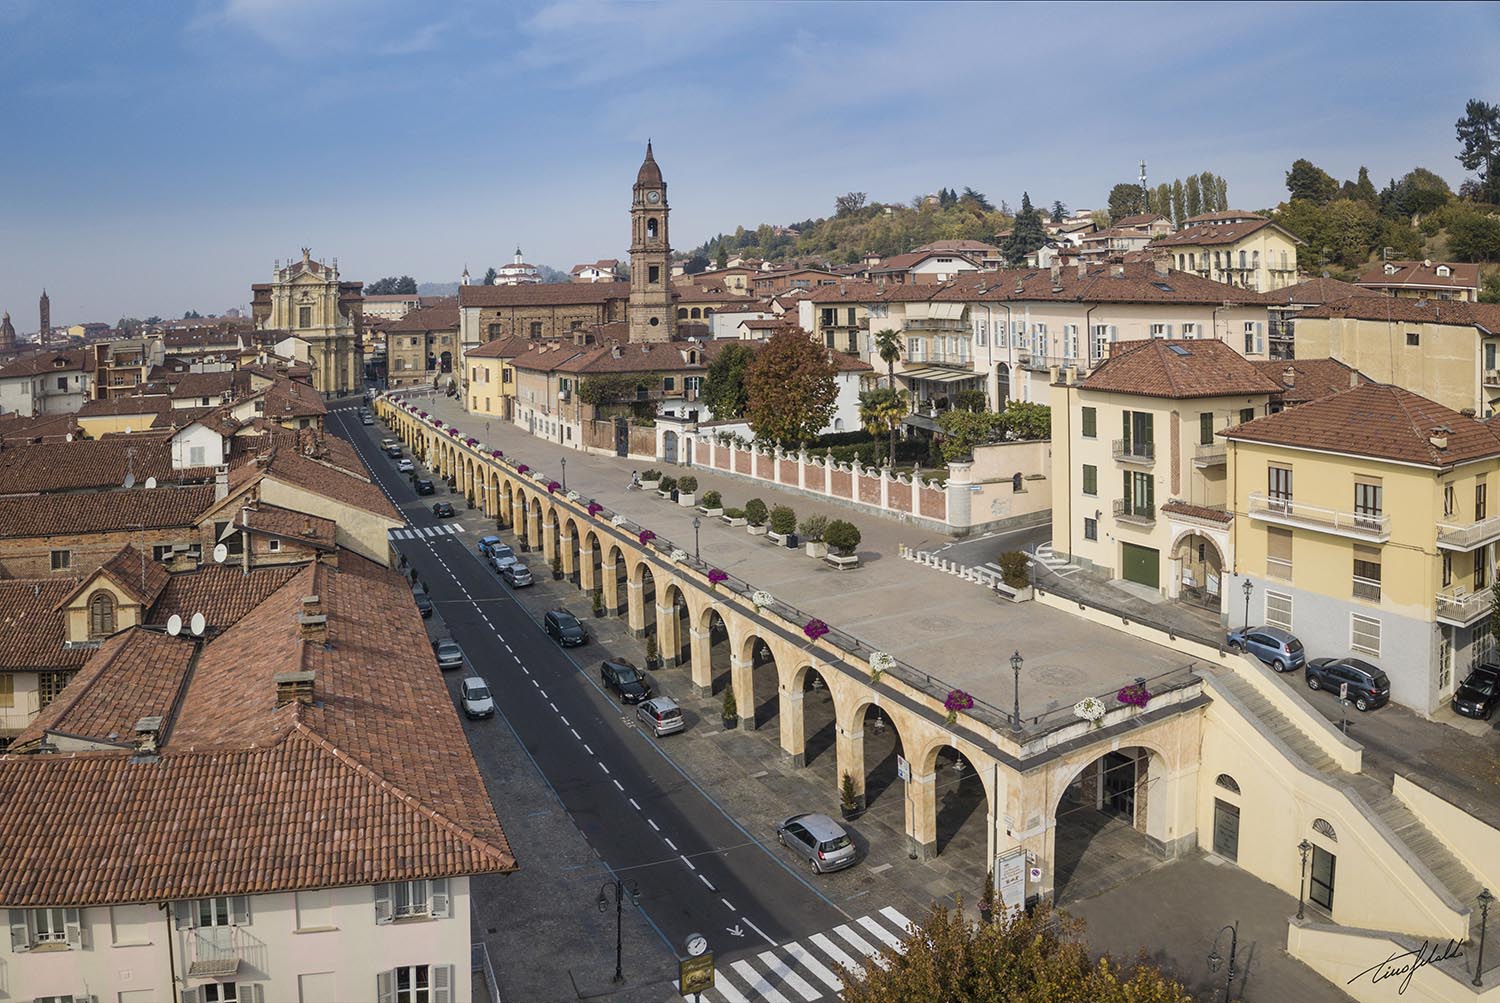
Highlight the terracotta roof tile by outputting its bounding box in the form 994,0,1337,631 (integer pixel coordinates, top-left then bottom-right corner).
0,438,200,495
0,412,82,445
1160,500,1233,524
1080,339,1284,399
0,484,215,538
1297,297,1492,327
1356,260,1479,291
1248,358,1368,405
1151,218,1301,248
465,336,534,360
265,448,401,521
0,349,94,379
0,579,89,671
148,563,305,631
237,503,336,549
387,303,460,333
93,543,172,606
458,283,628,308
1265,276,1384,306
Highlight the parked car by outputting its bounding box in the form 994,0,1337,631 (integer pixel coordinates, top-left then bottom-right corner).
380,438,398,450
489,545,517,571
477,535,502,557
544,609,588,646
1305,656,1391,712
1225,625,1306,673
775,813,856,874
386,444,403,459
432,637,464,671
1451,664,1500,720
433,501,456,518
414,593,434,618
636,696,684,737
415,478,436,496
502,562,533,587
461,676,495,719
397,458,415,474
601,659,651,704
361,414,374,426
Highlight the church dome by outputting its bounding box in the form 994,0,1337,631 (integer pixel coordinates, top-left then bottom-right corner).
636,141,663,187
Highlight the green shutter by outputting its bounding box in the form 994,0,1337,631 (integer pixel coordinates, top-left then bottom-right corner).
1122,410,1131,448
1200,412,1213,445
1083,464,1097,495
1081,407,1096,438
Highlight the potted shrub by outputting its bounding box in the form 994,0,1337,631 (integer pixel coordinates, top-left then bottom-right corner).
592,589,605,618
721,505,747,527
995,551,1034,601
799,514,829,559
768,505,798,548
721,688,738,730
979,868,996,924
839,771,860,820
697,490,723,517
551,553,564,581
824,520,861,569
645,635,661,670
640,468,662,491
744,498,769,536
658,475,678,500
677,475,698,507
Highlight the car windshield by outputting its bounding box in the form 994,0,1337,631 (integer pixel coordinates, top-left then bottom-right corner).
438,642,460,654
611,665,639,682
495,547,513,559
557,615,579,629
468,686,490,700
820,835,852,852
1466,677,1498,696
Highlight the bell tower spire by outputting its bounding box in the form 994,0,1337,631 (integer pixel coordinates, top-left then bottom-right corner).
628,141,674,343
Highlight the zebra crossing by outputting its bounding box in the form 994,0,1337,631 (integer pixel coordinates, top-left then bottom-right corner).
388,524,463,541
679,907,913,1003
1028,542,1080,578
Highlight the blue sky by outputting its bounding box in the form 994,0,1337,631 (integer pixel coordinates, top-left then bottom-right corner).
1,0,1496,324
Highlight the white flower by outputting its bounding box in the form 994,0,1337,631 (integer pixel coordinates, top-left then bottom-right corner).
566,490,581,501
869,650,896,674
611,514,627,526
1073,697,1107,723
751,590,774,608
670,548,688,562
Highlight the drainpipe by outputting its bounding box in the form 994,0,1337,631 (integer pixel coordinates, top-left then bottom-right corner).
1084,305,1097,368
159,901,180,1003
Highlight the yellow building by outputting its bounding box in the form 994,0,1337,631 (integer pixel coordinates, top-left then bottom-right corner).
250,249,363,395
1223,382,1500,715
1051,339,1282,607
464,336,531,420
1356,259,1480,301
385,303,460,388
1152,212,1302,292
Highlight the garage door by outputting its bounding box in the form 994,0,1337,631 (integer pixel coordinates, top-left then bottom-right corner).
1121,543,1160,589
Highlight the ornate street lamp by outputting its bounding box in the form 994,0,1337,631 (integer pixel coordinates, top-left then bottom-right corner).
1010,650,1024,733
1475,888,1493,988
693,516,702,560
1296,839,1312,920
1207,921,1240,1002
1241,578,1254,631
597,879,641,984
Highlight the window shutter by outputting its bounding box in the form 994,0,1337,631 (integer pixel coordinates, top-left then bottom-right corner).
1255,322,1265,354
433,964,455,1003
376,970,395,1003
1163,324,1173,338
374,884,394,925
1108,325,1118,343
181,988,200,1003
430,877,450,918
242,984,264,1003
1121,410,1131,447
230,896,250,926
173,901,194,930
65,907,83,949
9,909,31,952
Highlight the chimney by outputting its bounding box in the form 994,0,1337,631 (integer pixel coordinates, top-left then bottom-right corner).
1429,427,1450,451
1049,261,1061,287
1076,260,1087,281
1349,370,1360,389
275,670,316,707
214,464,229,501
134,715,163,753
1153,253,1170,277
298,594,327,640
1281,365,1296,389
1111,263,1126,278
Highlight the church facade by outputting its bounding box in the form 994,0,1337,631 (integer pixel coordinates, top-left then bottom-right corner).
251,250,364,395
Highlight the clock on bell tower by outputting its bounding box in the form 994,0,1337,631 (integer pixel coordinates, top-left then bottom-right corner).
628,141,675,343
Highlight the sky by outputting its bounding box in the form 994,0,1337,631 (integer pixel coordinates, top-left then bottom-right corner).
1,0,1497,325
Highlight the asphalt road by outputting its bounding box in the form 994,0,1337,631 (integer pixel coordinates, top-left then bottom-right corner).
327,402,852,965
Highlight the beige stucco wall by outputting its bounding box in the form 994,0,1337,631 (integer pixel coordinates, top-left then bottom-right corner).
1293,316,1483,415
257,478,399,566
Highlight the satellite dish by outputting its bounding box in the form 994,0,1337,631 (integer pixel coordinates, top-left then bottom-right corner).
122,472,136,489
212,543,228,564
190,613,206,637
166,614,183,637
144,476,157,489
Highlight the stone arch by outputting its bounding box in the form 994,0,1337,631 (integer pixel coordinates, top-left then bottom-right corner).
1051,742,1177,903
543,506,562,568
912,738,995,859
781,659,838,770
692,604,733,697
580,528,603,595
562,516,582,585
626,557,657,639
727,628,785,731
1168,528,1225,607
677,308,689,320
513,487,530,544
657,581,692,668
527,496,543,551
837,694,914,824
502,479,516,527
690,307,701,319
600,542,627,615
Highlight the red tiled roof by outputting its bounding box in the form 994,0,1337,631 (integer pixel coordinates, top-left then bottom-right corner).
465,336,534,360
458,283,628,308
1160,500,1233,524
1151,218,1301,248
148,563,305,631
90,543,172,606
1266,277,1383,306
0,349,94,378
0,485,215,539
0,412,81,445
1080,338,1284,399
0,438,203,495
1297,297,1500,328
237,503,336,549
1249,358,1368,405
1356,260,1479,291
264,448,401,521
1223,383,1500,467
77,396,172,418
386,303,460,333
0,579,89,671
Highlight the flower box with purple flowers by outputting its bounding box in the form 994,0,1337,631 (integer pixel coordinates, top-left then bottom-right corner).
587,502,604,516
1116,683,1151,709
803,618,829,643
639,530,656,546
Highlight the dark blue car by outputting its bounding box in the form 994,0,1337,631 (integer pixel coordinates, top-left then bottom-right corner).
1226,625,1306,673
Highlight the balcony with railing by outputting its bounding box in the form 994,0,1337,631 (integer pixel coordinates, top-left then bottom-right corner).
902,318,969,333
1436,513,1500,551
1247,492,1390,542
1193,441,1226,466
1436,587,1489,626
1112,497,1156,527
1351,575,1382,602
1112,438,1155,466
187,926,253,978
1485,370,1500,388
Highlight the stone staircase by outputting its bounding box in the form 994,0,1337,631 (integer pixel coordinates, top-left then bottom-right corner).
1204,666,1481,941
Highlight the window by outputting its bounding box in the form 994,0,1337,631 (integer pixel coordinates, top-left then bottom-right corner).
1122,470,1154,517
1082,464,1097,496
1081,406,1097,438
1199,412,1214,445
648,265,660,284
38,671,69,707
88,591,116,638
377,964,454,1003
528,321,543,338
57,376,67,391
267,539,281,554
1083,517,1098,541
487,323,502,338
0,674,11,708
375,879,449,923
201,983,243,1002
662,377,675,392
1243,321,1263,355
1150,323,1170,339
1215,774,1241,794
1443,551,1454,588
190,445,206,467
1309,845,1337,911
198,897,233,927
50,549,71,571
1266,527,1293,578
1354,480,1383,525
1478,480,1488,521
1406,332,1420,347
11,907,81,950
1350,613,1381,656
1265,589,1293,630
1352,545,1381,602
1239,407,1255,425
1120,410,1153,458
1477,552,1489,590
1444,482,1457,518
1268,464,1292,504
298,306,312,328
1181,322,1198,339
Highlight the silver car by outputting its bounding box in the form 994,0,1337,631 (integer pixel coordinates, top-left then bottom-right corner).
636,697,684,737
775,813,856,874
489,544,517,572
461,676,494,720
502,563,533,587
432,637,464,671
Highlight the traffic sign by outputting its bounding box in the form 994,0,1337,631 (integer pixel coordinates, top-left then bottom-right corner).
679,954,715,996
896,753,910,782
1340,681,1349,701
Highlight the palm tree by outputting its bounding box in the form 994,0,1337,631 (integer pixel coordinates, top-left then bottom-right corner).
859,386,908,466
874,328,902,389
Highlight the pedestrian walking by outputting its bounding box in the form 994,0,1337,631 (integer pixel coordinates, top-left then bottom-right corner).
628,469,641,490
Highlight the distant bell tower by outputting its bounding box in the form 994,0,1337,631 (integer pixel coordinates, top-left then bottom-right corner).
628,141,675,343
0,311,15,353
39,289,50,343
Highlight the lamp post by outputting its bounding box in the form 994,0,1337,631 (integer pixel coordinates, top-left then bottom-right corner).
1010,650,1024,733
1241,578,1253,630
1207,921,1240,1002
1296,839,1312,920
693,516,702,560
561,457,567,492
1475,888,1493,988
597,879,640,984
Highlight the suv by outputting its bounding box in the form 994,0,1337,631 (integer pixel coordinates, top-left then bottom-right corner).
637,696,684,737
775,813,856,874
461,676,495,720
1226,625,1306,673
432,637,464,671
433,501,456,518
544,609,587,647
502,562,533,587
1305,656,1391,712
1451,664,1500,720
601,659,651,704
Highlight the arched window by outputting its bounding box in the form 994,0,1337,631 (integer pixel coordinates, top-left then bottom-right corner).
690,308,701,319
677,308,689,320
1215,773,1241,794
89,591,116,638
646,218,658,240
1312,818,1337,842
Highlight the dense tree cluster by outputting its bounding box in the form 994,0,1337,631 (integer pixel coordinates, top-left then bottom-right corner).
365,276,418,295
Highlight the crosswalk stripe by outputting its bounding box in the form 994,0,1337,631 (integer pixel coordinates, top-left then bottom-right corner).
757,951,820,1001
833,925,887,969
857,915,904,952
731,960,789,1003
781,942,841,993
878,907,913,933
423,527,438,537
808,932,862,978
448,524,461,534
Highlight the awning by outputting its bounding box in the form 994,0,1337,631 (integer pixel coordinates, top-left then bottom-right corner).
904,302,930,321
930,302,964,320
902,413,942,432
900,366,980,383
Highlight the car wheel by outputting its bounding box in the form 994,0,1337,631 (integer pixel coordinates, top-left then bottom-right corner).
1228,641,1243,654
1307,676,1321,691
1355,697,1370,712
810,857,820,874
777,832,786,847
1272,658,1286,673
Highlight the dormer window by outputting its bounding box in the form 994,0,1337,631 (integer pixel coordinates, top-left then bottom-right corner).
89,591,117,638
1385,263,1398,275
1437,265,1451,277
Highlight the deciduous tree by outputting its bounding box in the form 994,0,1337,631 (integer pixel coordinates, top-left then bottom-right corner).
1170,179,1185,226
1286,159,1339,204
1184,175,1202,219
744,331,837,445
1107,183,1146,220
365,276,418,295
835,191,868,216
1448,211,1500,262
701,341,755,419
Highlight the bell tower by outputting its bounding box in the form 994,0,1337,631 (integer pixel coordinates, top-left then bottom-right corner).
628,141,675,343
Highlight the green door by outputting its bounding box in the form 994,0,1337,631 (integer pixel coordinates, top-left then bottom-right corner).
1121,543,1160,589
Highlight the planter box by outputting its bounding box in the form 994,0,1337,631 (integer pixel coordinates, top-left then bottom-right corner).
657,490,673,500
697,506,723,518
722,717,738,731
640,480,660,492
768,532,799,549
804,541,829,559
825,553,860,570
993,581,1034,603
677,492,696,507
767,531,787,547
722,515,747,527
746,524,768,536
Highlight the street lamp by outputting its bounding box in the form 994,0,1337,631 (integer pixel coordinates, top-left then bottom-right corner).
693,516,702,560
596,879,640,984
1241,578,1253,630
1010,650,1024,733
1475,888,1493,987
561,457,567,492
1206,921,1239,1002
1296,839,1312,920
